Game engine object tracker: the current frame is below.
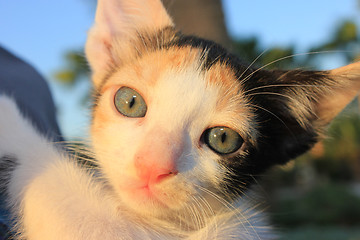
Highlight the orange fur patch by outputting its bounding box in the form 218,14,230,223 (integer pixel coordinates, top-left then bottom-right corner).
101,46,202,90
205,62,242,111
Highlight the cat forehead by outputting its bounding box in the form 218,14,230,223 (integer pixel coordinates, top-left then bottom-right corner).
99,45,258,142
102,46,238,88
96,27,251,87
99,28,244,90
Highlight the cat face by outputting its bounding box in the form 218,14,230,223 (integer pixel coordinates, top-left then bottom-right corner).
86,0,360,218
91,42,257,216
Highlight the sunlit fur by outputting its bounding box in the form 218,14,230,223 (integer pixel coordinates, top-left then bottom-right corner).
0,96,273,239
92,46,257,217
0,0,359,239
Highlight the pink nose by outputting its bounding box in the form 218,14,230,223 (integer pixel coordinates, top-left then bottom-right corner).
134,130,183,185
134,151,179,184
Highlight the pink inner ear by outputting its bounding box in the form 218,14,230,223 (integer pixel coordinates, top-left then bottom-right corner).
317,62,360,123
96,0,173,37
95,0,128,37
86,0,173,87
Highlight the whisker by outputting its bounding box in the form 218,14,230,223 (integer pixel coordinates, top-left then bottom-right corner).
248,103,296,140
187,201,202,231
195,184,262,239
243,83,331,95
237,48,270,81
191,197,207,229
239,50,344,86
247,91,313,114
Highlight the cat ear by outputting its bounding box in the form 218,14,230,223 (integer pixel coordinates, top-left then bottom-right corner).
85,0,173,87
251,62,360,167
317,62,360,123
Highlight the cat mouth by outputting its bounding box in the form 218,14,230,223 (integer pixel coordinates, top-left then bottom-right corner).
135,185,161,199
119,182,171,208
117,177,192,214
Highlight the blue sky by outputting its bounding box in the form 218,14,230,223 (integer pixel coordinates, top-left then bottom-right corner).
0,0,359,137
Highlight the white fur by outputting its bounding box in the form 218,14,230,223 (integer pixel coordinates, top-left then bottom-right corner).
0,94,275,240
0,0,275,238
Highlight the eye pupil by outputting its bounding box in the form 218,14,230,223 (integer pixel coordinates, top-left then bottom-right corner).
129,96,136,108
221,132,227,143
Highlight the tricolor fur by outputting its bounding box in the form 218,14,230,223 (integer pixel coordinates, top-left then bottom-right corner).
0,0,359,239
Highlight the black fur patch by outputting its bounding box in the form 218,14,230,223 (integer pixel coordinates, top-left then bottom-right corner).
220,70,337,195
0,155,18,195
170,33,250,70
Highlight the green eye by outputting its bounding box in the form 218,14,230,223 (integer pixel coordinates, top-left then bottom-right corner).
203,127,243,155
114,87,147,118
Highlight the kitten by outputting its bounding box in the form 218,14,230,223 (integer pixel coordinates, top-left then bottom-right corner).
0,0,359,239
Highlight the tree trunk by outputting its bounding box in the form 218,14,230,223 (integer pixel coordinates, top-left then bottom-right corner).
162,0,232,49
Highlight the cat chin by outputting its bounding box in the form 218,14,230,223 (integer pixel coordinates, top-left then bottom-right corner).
117,192,186,219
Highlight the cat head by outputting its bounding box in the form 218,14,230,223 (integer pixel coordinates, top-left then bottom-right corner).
85,0,360,219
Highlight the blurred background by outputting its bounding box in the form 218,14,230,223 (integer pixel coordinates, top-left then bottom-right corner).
1,0,360,239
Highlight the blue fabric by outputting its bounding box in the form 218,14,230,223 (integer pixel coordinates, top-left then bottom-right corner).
0,46,63,142
0,222,9,240
0,46,64,238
